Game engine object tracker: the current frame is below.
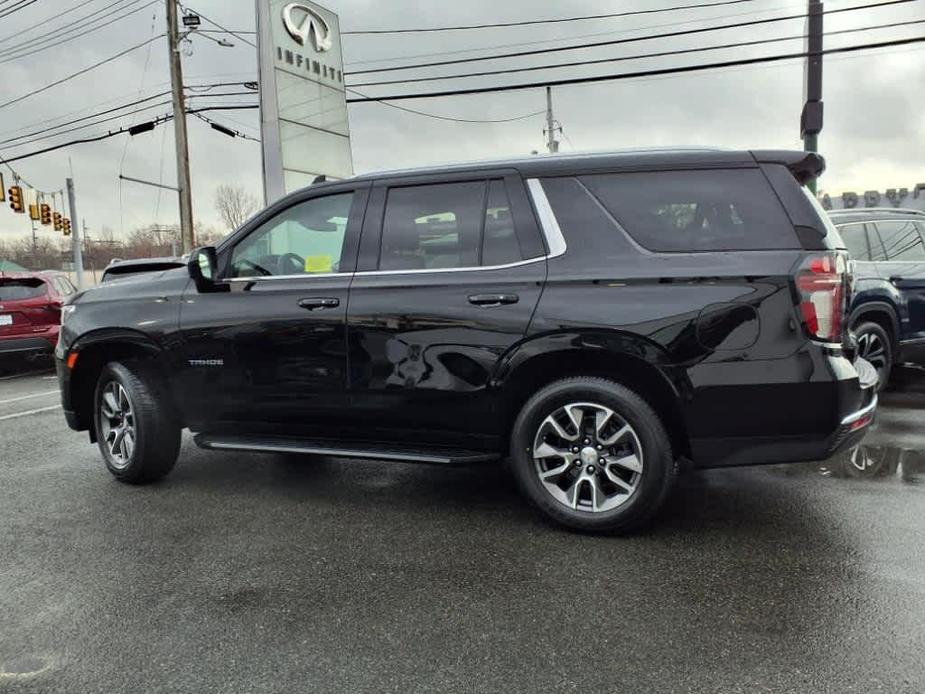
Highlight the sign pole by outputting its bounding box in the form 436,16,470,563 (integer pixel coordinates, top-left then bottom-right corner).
801,0,824,194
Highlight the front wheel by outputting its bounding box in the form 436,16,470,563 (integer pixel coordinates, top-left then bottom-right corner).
509,377,675,534
93,360,181,484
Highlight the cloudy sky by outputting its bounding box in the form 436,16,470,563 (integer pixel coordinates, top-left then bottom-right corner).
0,0,923,241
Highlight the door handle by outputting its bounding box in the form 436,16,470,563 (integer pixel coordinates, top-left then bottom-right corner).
298,297,340,310
468,293,519,306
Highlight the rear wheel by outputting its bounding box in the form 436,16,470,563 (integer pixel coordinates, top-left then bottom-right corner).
509,377,675,533
93,360,180,484
854,321,892,391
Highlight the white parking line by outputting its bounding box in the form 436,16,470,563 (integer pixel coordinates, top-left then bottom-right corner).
0,405,60,421
0,390,59,406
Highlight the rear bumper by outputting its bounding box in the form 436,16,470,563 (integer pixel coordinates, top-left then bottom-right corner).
0,335,56,356
691,353,878,468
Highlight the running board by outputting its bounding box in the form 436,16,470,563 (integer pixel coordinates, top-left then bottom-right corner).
194,434,500,465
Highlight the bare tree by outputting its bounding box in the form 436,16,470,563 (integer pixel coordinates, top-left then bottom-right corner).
214,184,259,231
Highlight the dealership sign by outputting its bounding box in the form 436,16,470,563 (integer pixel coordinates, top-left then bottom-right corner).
256,0,353,204
820,183,925,212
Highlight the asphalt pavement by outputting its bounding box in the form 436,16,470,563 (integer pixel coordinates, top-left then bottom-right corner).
1,359,924,693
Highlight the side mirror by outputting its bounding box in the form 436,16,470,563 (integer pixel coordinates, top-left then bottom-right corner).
188,246,218,291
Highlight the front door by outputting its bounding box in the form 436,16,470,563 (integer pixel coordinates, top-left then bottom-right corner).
345,173,547,449
177,185,368,436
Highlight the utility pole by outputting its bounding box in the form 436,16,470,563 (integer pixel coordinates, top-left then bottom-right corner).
545,86,560,154
66,177,86,289
801,0,824,194
166,0,194,253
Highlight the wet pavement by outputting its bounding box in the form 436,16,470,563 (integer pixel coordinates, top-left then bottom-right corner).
0,362,923,693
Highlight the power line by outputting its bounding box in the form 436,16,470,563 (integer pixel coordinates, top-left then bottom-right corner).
0,0,158,65
345,35,925,102
341,0,755,35
0,34,165,111
349,18,925,88
0,0,39,20
0,0,99,45
1,114,175,165
343,0,813,68
344,88,546,123
0,92,172,148
190,112,260,141
346,0,915,75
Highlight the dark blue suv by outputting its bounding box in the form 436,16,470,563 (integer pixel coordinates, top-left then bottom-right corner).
829,208,925,387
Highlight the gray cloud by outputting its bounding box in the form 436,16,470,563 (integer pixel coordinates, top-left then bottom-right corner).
1,0,923,240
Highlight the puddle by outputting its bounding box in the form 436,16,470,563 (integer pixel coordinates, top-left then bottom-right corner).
817,444,924,483
0,655,51,679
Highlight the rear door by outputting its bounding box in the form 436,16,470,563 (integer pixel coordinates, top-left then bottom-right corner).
869,219,925,342
345,172,547,447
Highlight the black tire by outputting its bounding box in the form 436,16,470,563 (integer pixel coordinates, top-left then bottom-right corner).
854,321,893,391
509,377,675,534
93,360,181,484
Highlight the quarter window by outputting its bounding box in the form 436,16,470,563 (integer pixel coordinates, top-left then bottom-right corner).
230,192,354,277
579,169,798,252
872,220,925,261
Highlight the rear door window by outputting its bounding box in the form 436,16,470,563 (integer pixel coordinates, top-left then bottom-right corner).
379,179,527,271
872,220,925,261
0,279,46,300
579,169,798,252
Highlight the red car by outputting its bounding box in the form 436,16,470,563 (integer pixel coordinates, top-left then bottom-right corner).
0,271,77,358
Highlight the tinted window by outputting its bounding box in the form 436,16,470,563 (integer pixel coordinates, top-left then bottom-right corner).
380,181,485,271
0,279,46,300
873,220,925,261
580,169,797,252
482,180,523,266
231,192,353,277
839,223,871,261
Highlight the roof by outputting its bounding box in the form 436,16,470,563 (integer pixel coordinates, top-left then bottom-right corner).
827,207,925,225
310,148,819,188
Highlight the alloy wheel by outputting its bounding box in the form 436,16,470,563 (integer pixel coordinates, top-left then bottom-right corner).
532,401,643,513
857,330,889,381
99,381,136,469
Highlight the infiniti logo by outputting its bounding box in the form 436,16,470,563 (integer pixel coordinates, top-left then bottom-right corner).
282,2,332,52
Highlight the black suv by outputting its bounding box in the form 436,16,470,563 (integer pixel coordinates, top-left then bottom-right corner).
828,207,925,387
56,149,877,532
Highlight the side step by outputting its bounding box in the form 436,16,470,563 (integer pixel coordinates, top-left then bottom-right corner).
194,434,500,465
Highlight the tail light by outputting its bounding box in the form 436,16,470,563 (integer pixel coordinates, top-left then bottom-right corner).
793,252,848,343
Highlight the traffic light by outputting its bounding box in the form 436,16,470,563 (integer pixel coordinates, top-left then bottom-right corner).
40,203,51,226
29,203,40,221
62,218,72,236
0,173,4,202
53,212,62,231
8,185,24,213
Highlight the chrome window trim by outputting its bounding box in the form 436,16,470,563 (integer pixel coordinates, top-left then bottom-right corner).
226,272,346,282
354,256,544,277
525,178,567,258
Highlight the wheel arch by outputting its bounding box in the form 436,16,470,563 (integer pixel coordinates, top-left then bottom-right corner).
849,301,899,346
494,331,692,459
67,329,174,437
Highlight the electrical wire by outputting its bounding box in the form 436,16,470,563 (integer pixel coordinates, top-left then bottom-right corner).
0,0,39,20
349,18,925,88
341,0,755,35
190,112,260,141
0,0,151,62
0,0,101,45
345,35,925,102
0,34,165,111
0,1,158,65
346,0,915,75
344,88,546,123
